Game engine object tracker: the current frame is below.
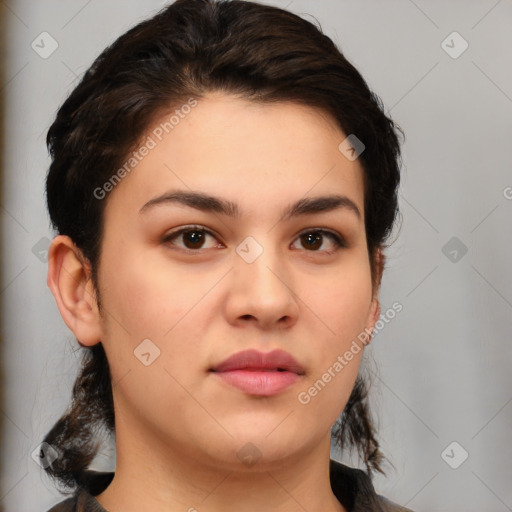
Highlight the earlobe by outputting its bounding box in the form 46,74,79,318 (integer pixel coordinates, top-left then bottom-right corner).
365,297,381,345
47,235,102,347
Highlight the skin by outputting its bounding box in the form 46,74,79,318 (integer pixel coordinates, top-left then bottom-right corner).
48,92,382,512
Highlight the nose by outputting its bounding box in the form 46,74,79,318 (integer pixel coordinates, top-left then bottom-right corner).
224,238,299,331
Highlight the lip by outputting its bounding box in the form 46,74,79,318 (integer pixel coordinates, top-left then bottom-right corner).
210,349,305,396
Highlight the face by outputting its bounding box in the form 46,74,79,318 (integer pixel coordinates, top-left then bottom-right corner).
93,92,380,471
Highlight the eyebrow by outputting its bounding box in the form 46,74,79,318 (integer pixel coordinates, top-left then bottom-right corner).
139,190,361,221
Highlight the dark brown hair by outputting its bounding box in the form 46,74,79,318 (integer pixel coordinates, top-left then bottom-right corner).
42,0,402,493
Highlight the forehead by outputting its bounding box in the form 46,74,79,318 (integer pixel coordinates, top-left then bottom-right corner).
103,93,366,221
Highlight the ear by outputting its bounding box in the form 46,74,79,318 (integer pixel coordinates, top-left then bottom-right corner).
47,235,102,347
364,296,381,346
363,248,385,345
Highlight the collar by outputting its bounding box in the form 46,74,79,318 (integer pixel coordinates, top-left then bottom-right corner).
50,459,407,512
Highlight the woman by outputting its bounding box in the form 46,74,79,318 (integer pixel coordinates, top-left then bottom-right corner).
41,0,410,510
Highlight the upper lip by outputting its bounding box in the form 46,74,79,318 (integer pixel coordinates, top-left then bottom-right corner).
210,349,305,375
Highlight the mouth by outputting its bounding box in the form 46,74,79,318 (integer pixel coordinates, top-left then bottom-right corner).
210,349,305,396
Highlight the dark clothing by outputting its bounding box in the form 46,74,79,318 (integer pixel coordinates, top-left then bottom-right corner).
46,459,413,512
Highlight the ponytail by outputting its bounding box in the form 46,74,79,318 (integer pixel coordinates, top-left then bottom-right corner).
41,344,114,492
332,375,385,476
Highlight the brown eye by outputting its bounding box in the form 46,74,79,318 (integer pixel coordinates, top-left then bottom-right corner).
181,230,206,249
292,229,346,253
163,226,222,251
300,232,323,250
163,227,345,254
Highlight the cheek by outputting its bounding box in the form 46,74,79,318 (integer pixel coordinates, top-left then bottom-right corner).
100,247,204,338
305,262,373,340
97,246,225,385
292,262,372,424
294,349,362,436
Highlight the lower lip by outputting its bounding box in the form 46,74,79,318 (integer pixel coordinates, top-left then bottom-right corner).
212,370,301,396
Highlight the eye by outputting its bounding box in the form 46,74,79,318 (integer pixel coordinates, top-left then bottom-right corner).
162,226,346,254
162,226,223,251
291,229,346,254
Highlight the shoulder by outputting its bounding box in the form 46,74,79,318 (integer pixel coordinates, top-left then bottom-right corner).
45,488,106,512
329,459,415,512
45,496,76,512
44,470,114,512
377,494,415,512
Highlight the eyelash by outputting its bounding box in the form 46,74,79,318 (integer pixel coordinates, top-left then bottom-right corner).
162,225,347,255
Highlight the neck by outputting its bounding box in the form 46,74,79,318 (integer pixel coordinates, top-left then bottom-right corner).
95,423,346,512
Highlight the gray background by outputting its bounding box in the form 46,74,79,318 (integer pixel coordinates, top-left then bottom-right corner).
1,0,511,510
